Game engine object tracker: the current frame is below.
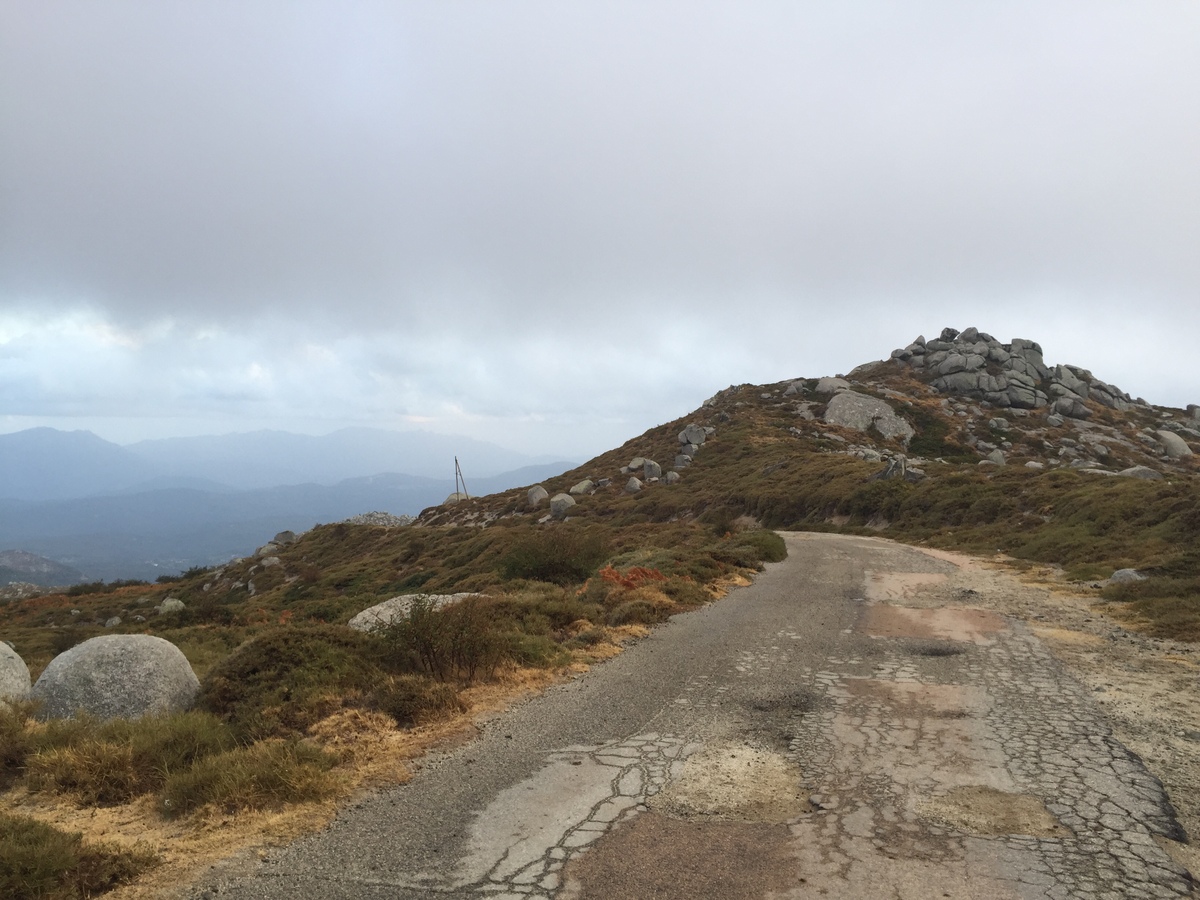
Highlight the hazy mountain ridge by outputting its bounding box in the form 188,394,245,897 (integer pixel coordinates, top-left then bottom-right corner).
0,426,563,502
0,425,573,582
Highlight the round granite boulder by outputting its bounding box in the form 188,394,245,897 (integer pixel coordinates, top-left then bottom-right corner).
1,642,31,704
31,635,199,721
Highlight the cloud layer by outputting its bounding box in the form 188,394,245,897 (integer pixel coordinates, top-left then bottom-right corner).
2,2,1198,456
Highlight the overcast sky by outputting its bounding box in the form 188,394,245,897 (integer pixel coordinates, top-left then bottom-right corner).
2,2,1198,460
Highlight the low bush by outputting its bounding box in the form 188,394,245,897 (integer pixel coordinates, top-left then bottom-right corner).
159,740,336,817
370,674,465,726
0,812,156,900
381,596,510,683
24,712,238,805
198,625,385,738
499,526,611,585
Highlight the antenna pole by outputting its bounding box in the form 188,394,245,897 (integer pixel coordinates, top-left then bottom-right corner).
454,456,469,500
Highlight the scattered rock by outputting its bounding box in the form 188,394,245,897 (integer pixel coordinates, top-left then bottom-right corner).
569,479,595,496
0,642,31,703
260,556,282,568
987,449,1007,466
550,493,576,517
625,477,644,494
342,511,414,526
528,485,549,508
156,598,185,615
1109,569,1147,585
31,635,200,721
665,471,682,484
348,593,480,632
104,616,122,628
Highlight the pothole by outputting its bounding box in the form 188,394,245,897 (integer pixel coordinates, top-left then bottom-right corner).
650,741,811,823
918,785,1069,837
903,639,968,657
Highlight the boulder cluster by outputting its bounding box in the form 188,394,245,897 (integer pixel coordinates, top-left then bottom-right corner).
529,422,715,519
892,327,1137,420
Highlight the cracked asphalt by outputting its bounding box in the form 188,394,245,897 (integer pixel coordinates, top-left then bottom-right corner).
185,533,1195,899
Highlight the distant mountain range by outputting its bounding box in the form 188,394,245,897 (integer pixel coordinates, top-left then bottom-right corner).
0,427,563,502
0,427,572,583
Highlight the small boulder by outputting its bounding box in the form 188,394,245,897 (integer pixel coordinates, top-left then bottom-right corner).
348,593,479,632
550,493,576,518
157,598,185,615
628,456,647,470
814,377,851,394
443,492,468,506
569,479,595,496
528,484,549,507
260,556,282,568
664,471,682,484
0,643,31,703
987,449,1007,466
678,424,707,446
1117,466,1164,480
273,530,297,546
1108,569,1147,585
31,635,200,721
625,477,643,494
674,455,692,469
643,460,662,480
104,616,122,628
1156,430,1194,459
1046,414,1065,427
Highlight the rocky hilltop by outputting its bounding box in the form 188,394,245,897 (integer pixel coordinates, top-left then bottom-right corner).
421,326,1197,532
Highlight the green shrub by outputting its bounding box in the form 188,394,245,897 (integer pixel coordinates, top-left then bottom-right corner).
369,674,465,726
159,740,336,817
198,625,385,738
499,526,611,585
0,812,156,900
733,529,788,563
380,596,509,683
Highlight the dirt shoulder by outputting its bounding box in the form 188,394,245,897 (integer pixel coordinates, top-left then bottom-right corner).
868,546,1200,875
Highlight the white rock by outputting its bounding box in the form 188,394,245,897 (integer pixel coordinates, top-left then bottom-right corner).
348,593,480,632
0,643,31,703
31,635,199,721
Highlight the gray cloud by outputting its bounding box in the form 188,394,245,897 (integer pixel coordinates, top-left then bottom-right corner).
2,2,1198,456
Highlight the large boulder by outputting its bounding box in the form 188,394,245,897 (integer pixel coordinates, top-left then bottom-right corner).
31,635,199,721
643,460,662,480
348,593,479,632
1118,466,1164,480
823,391,915,443
814,377,851,394
1,643,31,703
1156,431,1194,459
549,493,576,518
678,424,707,446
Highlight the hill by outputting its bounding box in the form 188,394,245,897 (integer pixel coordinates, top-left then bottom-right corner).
2,325,1197,897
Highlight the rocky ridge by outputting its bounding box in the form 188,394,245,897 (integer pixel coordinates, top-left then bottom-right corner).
417,326,1196,530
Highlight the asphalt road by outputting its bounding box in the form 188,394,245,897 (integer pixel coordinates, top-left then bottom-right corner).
186,533,1194,900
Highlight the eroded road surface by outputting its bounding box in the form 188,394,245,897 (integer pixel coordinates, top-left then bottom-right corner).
188,534,1194,900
